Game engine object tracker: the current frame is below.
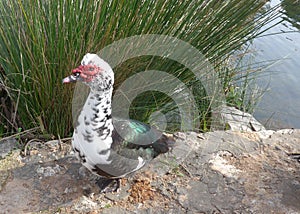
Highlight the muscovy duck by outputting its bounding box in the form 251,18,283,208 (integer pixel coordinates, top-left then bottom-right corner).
63,53,174,191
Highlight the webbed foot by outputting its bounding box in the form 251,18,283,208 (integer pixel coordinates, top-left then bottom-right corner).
96,177,121,193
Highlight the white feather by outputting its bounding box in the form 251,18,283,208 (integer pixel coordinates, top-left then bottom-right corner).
81,53,114,83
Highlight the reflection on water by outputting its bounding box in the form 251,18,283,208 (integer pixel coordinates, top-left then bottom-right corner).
282,0,300,29
252,0,300,129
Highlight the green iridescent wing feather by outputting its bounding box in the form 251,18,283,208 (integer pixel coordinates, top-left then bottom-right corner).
111,117,171,159
112,118,163,146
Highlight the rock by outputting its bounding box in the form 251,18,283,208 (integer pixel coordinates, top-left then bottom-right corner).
105,191,130,202
72,196,100,213
104,183,131,202
212,105,266,132
208,151,241,179
101,206,130,214
0,138,18,159
0,128,299,213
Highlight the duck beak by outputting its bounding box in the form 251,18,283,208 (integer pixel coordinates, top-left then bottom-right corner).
62,75,77,84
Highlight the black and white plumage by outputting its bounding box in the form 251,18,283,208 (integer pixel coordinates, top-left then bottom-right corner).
63,53,173,181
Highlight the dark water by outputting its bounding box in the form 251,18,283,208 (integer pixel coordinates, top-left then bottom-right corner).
252,0,300,129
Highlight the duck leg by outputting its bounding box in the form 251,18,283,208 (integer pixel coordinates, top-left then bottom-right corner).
96,177,121,193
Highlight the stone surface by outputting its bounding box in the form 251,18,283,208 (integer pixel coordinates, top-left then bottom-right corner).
0,138,19,159
0,129,299,213
220,106,267,132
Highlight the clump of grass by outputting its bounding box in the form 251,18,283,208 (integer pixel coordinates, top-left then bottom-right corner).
0,0,281,137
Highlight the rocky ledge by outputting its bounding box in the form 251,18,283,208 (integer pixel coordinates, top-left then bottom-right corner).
0,109,299,213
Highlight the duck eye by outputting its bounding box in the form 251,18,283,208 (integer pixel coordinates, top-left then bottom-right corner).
73,72,80,77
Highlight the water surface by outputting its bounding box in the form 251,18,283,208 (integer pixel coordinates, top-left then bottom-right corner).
252,0,300,129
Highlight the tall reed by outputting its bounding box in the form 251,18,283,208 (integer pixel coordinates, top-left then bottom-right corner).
0,0,281,137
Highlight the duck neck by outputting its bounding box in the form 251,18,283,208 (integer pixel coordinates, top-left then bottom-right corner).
83,89,113,140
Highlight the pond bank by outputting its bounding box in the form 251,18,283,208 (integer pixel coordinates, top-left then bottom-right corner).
0,112,299,213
